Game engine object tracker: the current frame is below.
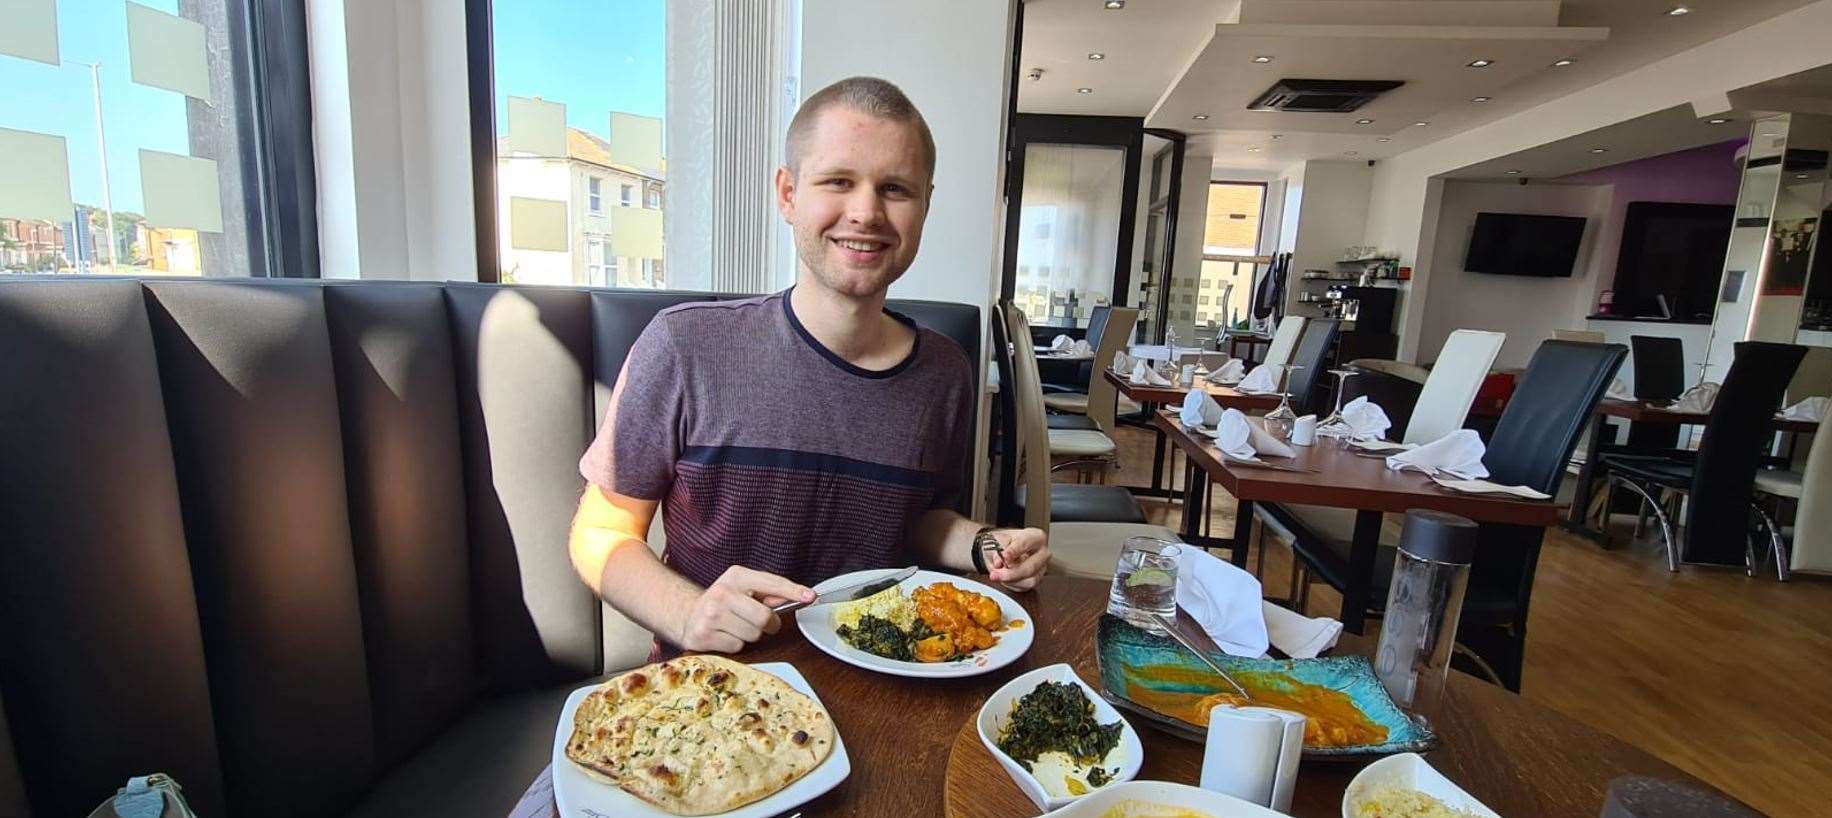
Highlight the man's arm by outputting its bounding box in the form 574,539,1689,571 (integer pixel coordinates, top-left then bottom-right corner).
568,483,813,653
907,508,1050,591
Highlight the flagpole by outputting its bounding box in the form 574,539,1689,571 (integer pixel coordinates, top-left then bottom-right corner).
85,62,120,271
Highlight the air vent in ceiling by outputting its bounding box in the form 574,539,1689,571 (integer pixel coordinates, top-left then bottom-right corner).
1248,79,1405,113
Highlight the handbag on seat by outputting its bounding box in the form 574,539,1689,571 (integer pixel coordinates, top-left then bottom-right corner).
86,774,199,818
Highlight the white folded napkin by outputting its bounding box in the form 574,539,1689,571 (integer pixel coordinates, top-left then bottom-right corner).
1131,360,1172,387
1780,395,1828,422
1051,334,1073,351
1260,602,1341,659
1671,382,1719,414
1319,396,1391,441
1173,546,1268,657
1605,378,1633,401
1212,409,1297,460
1386,429,1488,479
1111,351,1134,374
1069,339,1095,356
1180,388,1225,428
1430,476,1552,500
1237,364,1277,393
1210,358,1246,383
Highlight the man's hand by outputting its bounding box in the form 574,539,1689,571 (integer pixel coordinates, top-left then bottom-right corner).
675,566,816,654
986,527,1049,591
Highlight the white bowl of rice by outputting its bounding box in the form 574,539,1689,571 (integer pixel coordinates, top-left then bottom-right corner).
1342,753,1500,818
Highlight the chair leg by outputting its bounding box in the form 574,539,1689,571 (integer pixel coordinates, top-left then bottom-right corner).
1752,503,1789,582
1609,476,1678,571
1633,497,1650,539
1253,519,1267,579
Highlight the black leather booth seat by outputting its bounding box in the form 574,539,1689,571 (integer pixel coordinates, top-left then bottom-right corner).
0,278,980,818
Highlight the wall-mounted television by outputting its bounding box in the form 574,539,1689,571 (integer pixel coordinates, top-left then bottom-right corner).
1464,212,1588,277
1611,202,1734,320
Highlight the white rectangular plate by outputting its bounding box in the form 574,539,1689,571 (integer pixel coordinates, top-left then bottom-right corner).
551,662,850,818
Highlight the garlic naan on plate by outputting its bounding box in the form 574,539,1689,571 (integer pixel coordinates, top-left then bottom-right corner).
564,655,835,816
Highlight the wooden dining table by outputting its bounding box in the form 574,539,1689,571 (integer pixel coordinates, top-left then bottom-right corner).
1562,398,1821,553
511,577,1743,818
1153,411,1565,632
1105,369,1282,500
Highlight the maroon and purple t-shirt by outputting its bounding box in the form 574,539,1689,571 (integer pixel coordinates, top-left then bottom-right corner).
579,290,975,590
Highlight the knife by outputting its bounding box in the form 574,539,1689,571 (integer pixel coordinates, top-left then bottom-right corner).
1149,612,1252,701
771,566,919,614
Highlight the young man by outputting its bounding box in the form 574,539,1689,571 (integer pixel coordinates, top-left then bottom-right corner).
567,76,1050,656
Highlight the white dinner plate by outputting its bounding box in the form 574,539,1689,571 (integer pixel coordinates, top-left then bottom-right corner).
1039,780,1286,817
797,568,1035,678
550,661,850,818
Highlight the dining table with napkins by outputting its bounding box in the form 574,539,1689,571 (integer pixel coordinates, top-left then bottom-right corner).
1151,410,1566,632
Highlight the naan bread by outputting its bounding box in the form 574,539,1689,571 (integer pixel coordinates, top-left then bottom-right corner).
564,655,835,815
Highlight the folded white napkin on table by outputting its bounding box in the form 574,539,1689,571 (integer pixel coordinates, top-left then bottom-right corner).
1212,409,1297,460
1780,395,1828,422
1319,396,1391,441
1069,339,1095,356
1173,546,1269,657
1180,389,1226,428
1237,364,1278,393
1605,378,1633,401
1131,360,1173,387
1386,429,1489,479
1051,334,1074,351
1671,382,1719,414
1111,351,1134,374
1260,603,1342,659
1210,358,1246,383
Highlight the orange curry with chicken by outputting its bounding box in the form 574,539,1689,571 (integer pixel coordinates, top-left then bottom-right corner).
1121,662,1388,747
910,583,1005,662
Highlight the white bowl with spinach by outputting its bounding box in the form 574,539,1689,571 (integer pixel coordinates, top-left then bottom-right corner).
977,663,1144,811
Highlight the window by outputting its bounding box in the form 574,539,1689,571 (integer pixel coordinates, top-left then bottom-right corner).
1198,181,1268,328
621,184,634,207
1012,144,1126,325
588,176,603,213
585,236,612,285
1,0,315,277
645,185,661,209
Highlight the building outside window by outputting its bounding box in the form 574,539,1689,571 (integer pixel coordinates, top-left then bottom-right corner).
588,176,602,213
621,183,635,207
1197,181,1268,327
0,0,311,276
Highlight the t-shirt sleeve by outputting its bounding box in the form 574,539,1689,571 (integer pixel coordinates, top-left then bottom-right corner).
579,315,685,500
928,350,977,514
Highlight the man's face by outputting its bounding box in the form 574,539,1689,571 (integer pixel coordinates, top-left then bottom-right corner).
776,107,932,299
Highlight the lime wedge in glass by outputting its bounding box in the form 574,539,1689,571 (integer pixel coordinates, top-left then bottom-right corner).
1125,567,1173,588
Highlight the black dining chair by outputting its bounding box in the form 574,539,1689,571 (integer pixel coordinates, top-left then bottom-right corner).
1598,341,1806,576
1265,339,1626,691
1283,318,1340,415
1624,335,1687,450
990,303,1148,526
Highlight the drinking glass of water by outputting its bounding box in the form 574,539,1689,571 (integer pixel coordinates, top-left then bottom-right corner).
1108,536,1181,633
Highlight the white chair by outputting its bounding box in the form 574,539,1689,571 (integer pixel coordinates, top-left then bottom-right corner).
1756,418,1831,575
1403,330,1506,445
1042,307,1143,428
1005,303,1183,576
1261,315,1307,369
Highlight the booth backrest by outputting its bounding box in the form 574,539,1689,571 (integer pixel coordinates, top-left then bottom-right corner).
0,278,979,818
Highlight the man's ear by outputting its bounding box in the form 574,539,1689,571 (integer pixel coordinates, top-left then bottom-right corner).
774,166,796,221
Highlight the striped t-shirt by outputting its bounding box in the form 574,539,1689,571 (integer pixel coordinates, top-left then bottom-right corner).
579,290,975,592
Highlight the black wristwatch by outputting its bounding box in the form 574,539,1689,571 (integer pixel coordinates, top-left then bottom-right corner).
970,527,1001,574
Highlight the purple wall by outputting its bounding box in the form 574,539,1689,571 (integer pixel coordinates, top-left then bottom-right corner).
1554,140,1746,295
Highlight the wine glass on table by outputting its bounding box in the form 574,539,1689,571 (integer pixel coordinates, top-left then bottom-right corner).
1317,367,1361,444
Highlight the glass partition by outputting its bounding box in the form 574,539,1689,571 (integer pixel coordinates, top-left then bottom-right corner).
1013,143,1126,328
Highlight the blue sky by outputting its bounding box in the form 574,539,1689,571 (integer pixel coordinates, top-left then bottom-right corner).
492,0,666,140
0,0,663,215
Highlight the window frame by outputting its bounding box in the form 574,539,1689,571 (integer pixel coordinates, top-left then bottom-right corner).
588,176,603,213
621,184,635,207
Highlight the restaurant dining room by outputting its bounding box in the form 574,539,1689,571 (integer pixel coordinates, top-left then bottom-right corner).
3,1,1832,817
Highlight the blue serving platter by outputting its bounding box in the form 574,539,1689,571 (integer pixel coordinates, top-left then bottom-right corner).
1094,614,1437,757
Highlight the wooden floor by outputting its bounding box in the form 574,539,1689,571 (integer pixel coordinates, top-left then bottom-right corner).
1074,423,1832,818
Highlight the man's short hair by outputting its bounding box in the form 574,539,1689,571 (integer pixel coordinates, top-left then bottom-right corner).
785,76,936,182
